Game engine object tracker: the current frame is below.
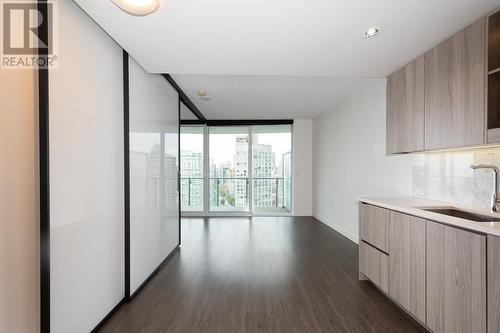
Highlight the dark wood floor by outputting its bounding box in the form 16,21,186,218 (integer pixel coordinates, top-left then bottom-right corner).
100,217,426,333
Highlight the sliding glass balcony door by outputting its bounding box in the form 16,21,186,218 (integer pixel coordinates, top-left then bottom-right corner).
209,127,249,212
180,125,292,215
252,126,292,214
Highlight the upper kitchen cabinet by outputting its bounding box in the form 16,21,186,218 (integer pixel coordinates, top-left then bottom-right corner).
487,11,500,143
386,56,425,154
424,19,486,150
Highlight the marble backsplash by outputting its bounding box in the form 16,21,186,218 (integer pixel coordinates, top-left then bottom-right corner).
413,147,500,209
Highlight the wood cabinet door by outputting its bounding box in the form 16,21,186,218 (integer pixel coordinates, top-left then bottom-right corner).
359,241,389,293
387,56,425,154
426,222,486,333
424,19,486,150
359,203,389,253
388,212,426,323
488,235,500,333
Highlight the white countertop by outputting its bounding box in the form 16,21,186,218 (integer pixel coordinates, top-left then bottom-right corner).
359,197,500,237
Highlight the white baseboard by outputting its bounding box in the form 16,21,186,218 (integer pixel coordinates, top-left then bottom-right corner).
313,214,359,244
292,211,313,217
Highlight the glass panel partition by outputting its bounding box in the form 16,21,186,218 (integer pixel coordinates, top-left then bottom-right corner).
128,56,179,295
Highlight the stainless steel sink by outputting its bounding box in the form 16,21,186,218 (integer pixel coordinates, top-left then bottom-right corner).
421,208,500,222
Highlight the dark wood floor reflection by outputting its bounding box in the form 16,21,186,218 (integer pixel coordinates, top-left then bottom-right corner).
100,217,426,333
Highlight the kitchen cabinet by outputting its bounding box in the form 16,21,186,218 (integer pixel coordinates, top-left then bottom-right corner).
386,56,425,154
359,203,389,252
388,212,426,323
386,18,488,152
359,241,389,293
488,235,500,333
487,12,500,143
426,222,486,333
359,203,491,332
423,19,486,150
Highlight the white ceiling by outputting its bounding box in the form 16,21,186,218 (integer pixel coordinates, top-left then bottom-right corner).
174,75,382,119
75,0,500,119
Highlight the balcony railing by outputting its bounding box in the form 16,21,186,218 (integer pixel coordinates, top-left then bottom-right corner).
180,177,291,211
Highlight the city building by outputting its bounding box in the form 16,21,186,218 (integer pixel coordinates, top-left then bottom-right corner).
252,140,277,208
180,150,203,210
234,135,249,208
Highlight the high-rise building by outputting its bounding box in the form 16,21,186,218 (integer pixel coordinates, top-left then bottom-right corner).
252,141,276,208
165,154,178,211
180,150,203,210
234,136,249,208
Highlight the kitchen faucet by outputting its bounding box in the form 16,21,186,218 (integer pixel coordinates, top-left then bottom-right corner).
471,164,500,213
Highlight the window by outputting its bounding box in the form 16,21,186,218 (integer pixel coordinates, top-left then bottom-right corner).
180,124,292,215
252,125,292,214
209,127,249,212
180,127,204,211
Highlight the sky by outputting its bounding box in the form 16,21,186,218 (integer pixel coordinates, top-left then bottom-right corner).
181,131,292,167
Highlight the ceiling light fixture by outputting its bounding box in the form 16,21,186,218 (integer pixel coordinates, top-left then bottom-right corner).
197,90,208,97
363,27,380,39
111,0,160,16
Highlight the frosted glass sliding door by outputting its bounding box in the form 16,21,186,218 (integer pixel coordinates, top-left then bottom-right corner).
49,1,124,332
128,56,179,295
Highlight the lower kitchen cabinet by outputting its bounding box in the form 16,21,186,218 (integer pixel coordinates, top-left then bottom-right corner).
359,203,491,333
388,212,426,323
488,235,500,333
359,241,389,293
426,222,486,333
359,203,389,252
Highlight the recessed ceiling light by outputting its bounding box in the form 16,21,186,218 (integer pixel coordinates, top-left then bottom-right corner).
111,0,160,16
363,27,380,39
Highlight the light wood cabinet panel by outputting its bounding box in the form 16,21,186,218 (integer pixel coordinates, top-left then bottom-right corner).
359,241,389,293
359,203,389,253
387,56,425,154
426,222,486,333
388,212,426,323
424,19,486,150
488,235,500,333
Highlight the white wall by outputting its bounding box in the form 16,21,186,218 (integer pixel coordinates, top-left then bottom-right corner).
312,80,413,243
0,67,38,332
292,119,313,216
49,1,124,332
129,56,179,295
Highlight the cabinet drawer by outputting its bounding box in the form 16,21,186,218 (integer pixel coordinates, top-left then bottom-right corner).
360,203,389,252
360,241,389,293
